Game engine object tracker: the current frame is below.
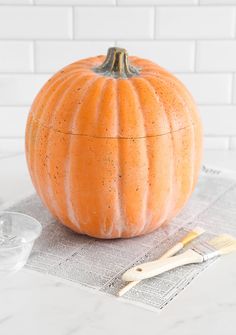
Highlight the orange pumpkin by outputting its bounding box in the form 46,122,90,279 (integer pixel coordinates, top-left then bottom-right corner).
25,47,203,239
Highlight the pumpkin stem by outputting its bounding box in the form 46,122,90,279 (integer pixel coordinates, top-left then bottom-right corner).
93,47,140,79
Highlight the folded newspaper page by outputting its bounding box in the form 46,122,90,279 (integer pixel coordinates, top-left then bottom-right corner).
5,166,236,311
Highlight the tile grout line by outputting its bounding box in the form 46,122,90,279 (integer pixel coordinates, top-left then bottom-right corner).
194,40,198,72
1,38,236,42
32,40,36,73
1,72,236,75
231,73,235,104
1,4,236,7
234,7,236,39
227,137,231,150
72,6,75,40
154,7,158,40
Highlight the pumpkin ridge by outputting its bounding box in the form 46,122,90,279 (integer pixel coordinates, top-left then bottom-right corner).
32,71,92,122
173,126,196,219
131,76,172,232
74,76,108,135
144,75,193,133
64,76,105,234
27,111,50,211
131,76,170,141
168,76,195,216
151,75,196,223
154,78,194,219
161,74,197,211
139,76,175,133
94,78,110,126
152,87,175,227
29,76,96,229
95,78,117,137
31,85,70,223
63,134,82,233
39,76,96,230
128,79,149,235
43,127,62,217
31,121,57,219
145,71,198,121
53,75,99,133
46,74,94,130
162,74,199,126
115,79,125,237
87,78,119,237
127,79,146,137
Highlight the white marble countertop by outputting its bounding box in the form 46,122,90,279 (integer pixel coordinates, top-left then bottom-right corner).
0,151,236,335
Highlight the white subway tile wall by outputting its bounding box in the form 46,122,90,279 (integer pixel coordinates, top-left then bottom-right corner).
157,7,235,39
230,137,236,149
74,7,154,39
35,41,113,72
177,73,233,104
0,7,73,39
0,42,33,72
0,74,50,105
0,107,29,137
0,0,235,153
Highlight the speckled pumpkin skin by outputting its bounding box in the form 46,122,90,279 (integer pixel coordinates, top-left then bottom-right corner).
25,54,203,239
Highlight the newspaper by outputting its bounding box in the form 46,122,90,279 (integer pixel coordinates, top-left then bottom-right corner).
5,165,236,311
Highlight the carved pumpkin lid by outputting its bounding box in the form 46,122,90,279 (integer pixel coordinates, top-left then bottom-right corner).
29,47,200,139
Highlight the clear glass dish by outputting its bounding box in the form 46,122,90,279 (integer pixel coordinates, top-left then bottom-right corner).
0,211,42,277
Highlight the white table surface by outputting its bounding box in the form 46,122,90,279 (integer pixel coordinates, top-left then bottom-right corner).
0,150,236,335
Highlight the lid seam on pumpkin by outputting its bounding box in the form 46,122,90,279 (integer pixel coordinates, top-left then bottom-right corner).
29,117,196,139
